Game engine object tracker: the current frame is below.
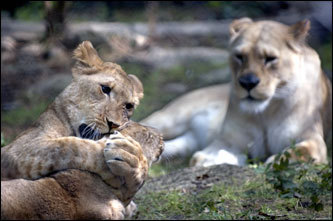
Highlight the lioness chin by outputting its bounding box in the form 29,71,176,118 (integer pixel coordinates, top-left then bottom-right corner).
142,18,332,167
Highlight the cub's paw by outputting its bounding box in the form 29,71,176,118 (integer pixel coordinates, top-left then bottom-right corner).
124,201,137,218
103,199,126,220
103,132,148,201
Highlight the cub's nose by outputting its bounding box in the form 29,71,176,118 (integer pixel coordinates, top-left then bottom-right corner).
238,73,260,91
107,120,120,130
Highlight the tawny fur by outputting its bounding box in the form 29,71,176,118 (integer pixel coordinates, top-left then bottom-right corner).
1,41,150,218
1,121,164,220
191,18,332,166
142,18,332,166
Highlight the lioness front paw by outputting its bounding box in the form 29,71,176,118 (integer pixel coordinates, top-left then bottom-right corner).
103,132,148,202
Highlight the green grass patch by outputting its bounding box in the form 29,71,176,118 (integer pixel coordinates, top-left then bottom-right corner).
317,40,332,72
1,132,7,147
135,160,332,220
14,2,44,21
1,100,50,128
1,94,52,143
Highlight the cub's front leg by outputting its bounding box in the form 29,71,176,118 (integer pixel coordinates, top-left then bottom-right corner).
1,135,148,203
2,137,111,180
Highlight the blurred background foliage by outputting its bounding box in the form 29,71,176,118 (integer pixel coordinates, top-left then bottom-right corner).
5,1,289,22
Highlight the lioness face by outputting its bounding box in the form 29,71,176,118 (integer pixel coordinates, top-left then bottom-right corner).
67,41,144,139
229,18,306,113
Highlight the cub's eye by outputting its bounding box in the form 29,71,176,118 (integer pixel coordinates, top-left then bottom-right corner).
265,56,277,65
125,103,134,110
234,54,244,63
101,85,111,95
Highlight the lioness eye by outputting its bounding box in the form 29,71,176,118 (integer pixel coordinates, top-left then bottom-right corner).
265,56,277,65
101,85,111,95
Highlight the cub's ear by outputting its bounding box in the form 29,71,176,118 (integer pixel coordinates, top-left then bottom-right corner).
229,17,253,37
290,19,311,42
72,41,104,75
128,74,144,105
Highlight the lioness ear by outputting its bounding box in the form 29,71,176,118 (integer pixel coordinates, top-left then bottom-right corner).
72,41,104,75
287,20,311,52
128,74,144,105
229,17,253,37
290,19,311,42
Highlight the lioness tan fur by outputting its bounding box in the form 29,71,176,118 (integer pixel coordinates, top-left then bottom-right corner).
1,41,147,213
1,121,164,220
142,18,332,166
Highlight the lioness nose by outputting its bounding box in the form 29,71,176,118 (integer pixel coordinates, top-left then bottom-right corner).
238,73,260,91
107,120,120,130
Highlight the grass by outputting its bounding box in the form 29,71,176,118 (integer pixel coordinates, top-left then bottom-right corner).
1,132,7,147
1,101,49,127
1,95,51,143
318,40,332,72
134,162,332,220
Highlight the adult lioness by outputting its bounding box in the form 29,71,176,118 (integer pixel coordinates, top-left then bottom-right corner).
1,41,146,208
1,121,164,220
142,18,332,166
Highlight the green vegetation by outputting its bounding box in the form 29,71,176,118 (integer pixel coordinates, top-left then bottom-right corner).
135,158,332,220
265,146,332,212
1,95,51,143
14,1,44,21
1,132,7,147
1,101,48,127
207,1,273,19
318,40,332,72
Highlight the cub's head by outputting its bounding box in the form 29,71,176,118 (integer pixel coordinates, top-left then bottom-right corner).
118,121,164,166
63,41,143,139
229,18,315,113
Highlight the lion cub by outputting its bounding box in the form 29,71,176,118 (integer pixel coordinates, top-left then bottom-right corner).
1,121,164,220
1,41,146,205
